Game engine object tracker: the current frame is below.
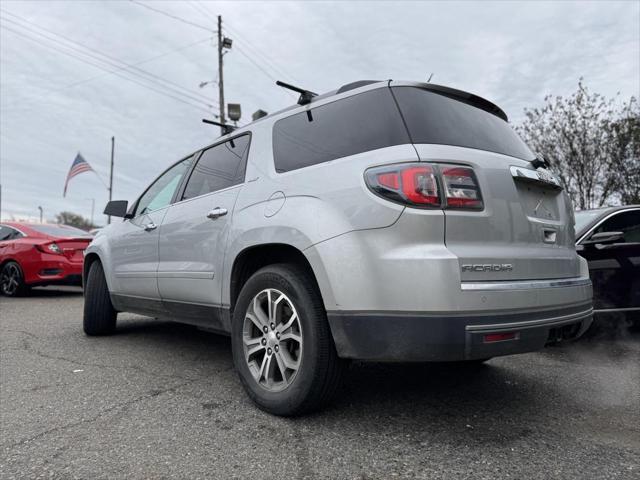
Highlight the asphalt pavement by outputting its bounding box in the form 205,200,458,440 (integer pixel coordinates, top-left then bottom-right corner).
1,287,639,479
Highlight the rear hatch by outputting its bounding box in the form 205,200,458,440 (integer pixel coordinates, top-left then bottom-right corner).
391,83,580,282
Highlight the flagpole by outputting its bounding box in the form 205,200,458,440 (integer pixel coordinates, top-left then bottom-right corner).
108,136,114,224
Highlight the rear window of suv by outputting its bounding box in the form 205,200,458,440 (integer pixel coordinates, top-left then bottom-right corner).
273,88,410,173
392,87,535,161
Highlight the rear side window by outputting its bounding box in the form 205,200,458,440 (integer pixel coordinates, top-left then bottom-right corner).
0,226,22,240
392,87,535,161
594,210,640,243
182,135,250,199
273,88,410,173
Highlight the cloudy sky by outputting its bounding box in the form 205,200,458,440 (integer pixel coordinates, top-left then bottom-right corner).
1,0,638,224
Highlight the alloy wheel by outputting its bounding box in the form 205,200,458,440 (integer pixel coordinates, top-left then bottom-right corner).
242,288,303,392
1,264,21,295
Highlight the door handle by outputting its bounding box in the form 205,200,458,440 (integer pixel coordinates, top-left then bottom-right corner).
144,222,157,231
207,207,228,220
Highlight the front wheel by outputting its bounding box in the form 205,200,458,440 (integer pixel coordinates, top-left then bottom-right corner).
83,261,117,335
231,263,346,416
0,261,29,297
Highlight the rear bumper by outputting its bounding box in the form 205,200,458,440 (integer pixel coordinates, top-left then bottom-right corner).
328,301,593,361
23,255,84,286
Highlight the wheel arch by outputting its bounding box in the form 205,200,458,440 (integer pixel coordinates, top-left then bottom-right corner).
83,252,102,287
0,257,20,270
228,243,333,316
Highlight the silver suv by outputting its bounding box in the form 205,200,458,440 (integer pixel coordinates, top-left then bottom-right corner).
84,80,593,415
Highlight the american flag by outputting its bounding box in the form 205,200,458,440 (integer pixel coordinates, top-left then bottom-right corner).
63,153,94,197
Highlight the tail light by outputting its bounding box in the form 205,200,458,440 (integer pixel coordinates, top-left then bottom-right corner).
35,242,63,255
440,166,483,209
365,163,483,210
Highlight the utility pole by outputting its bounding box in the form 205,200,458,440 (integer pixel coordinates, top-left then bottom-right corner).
217,15,225,135
108,136,114,224
86,198,95,226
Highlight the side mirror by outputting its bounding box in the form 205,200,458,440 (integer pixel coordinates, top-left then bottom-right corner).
104,200,130,218
582,231,624,246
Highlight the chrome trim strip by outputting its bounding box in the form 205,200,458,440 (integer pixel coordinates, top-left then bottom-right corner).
114,271,157,278
510,165,562,189
461,277,591,291
156,271,214,279
466,308,593,332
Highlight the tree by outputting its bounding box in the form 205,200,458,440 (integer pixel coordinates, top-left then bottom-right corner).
517,80,639,209
607,101,640,204
55,211,95,230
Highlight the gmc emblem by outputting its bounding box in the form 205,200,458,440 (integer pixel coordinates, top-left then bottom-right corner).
461,264,514,272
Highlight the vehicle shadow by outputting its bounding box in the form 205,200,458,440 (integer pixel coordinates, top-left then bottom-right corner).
27,286,84,297
107,316,638,445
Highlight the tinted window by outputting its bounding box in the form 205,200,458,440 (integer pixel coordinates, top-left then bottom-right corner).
392,87,535,161
182,135,250,199
28,224,91,237
574,210,605,234
273,88,410,173
594,210,640,243
137,158,191,216
0,226,20,241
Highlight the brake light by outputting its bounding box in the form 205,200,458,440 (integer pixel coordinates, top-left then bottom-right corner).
365,162,483,210
400,166,440,205
35,243,63,255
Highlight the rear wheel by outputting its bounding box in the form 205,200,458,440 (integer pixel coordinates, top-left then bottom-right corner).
0,261,29,297
83,261,117,335
231,263,346,416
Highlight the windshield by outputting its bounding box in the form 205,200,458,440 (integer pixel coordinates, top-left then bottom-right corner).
28,224,93,238
392,87,536,161
574,210,605,234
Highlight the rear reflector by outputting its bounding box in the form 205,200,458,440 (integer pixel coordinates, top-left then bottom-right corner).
365,162,483,210
483,332,518,343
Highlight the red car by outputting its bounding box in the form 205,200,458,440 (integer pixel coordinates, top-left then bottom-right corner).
0,222,93,296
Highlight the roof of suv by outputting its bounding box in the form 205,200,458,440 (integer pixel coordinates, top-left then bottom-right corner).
246,80,508,129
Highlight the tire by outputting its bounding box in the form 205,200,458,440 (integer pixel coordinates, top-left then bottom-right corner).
0,261,29,297
83,261,117,336
231,263,346,416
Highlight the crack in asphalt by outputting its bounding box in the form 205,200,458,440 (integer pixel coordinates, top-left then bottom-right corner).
3,380,197,451
4,331,207,383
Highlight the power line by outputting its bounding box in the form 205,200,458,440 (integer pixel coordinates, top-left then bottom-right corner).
0,10,218,108
2,36,213,111
223,20,300,85
232,43,297,99
0,24,215,114
191,1,300,85
187,2,299,98
128,0,215,33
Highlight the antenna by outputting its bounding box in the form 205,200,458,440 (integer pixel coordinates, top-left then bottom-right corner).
276,80,317,105
202,118,235,135
427,73,434,83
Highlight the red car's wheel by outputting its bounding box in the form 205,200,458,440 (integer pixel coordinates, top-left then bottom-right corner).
0,261,29,297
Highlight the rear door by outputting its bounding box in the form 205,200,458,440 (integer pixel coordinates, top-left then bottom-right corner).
157,134,250,327
392,83,580,282
577,208,640,311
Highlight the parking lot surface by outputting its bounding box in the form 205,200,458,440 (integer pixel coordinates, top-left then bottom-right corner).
1,288,639,479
